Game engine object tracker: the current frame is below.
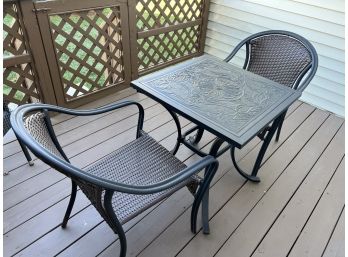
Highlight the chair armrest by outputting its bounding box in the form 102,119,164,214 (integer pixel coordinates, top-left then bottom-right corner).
224,39,248,63
13,100,144,120
12,100,145,141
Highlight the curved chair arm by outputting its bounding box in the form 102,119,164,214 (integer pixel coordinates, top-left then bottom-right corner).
12,101,145,138
223,38,248,63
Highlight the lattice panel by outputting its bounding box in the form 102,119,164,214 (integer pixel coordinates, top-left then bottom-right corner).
3,1,41,105
136,0,203,31
3,64,41,105
3,2,27,57
49,6,126,101
138,25,200,71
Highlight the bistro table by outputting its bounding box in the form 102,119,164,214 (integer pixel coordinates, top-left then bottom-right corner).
131,54,301,183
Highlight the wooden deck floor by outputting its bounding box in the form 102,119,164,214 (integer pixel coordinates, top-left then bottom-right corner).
3,88,345,257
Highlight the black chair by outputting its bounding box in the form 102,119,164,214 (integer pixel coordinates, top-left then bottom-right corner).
224,30,318,141
3,100,34,175
192,30,318,182
10,101,219,257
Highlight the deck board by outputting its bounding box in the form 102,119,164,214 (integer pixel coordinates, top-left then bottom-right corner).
322,208,345,257
213,115,343,257
288,158,345,257
3,88,344,257
251,124,344,257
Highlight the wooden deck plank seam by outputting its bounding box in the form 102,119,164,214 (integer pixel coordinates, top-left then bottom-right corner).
211,114,342,257
286,157,345,257
209,113,332,257
250,139,344,257
321,206,345,257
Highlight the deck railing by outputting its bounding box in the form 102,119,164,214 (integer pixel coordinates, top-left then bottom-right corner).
3,0,209,107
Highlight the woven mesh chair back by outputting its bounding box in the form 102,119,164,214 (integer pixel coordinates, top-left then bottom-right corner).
24,113,65,160
247,34,312,88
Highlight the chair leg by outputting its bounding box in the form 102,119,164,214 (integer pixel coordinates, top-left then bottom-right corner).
104,190,127,257
191,167,217,234
18,137,34,166
62,180,77,228
192,138,222,233
201,189,210,234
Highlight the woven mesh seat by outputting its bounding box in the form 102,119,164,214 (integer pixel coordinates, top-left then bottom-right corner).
84,133,193,224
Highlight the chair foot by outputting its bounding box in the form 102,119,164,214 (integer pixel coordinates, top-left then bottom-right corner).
28,160,34,166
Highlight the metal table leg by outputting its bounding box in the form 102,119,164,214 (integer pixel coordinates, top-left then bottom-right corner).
230,116,283,182
188,127,205,145
164,108,183,155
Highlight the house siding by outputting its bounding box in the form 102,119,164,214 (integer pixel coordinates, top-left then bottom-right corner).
205,0,345,117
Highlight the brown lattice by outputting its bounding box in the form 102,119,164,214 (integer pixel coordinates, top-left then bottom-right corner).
138,26,200,71
3,2,27,57
135,0,204,73
3,63,40,105
49,6,126,101
3,1,41,105
136,0,203,31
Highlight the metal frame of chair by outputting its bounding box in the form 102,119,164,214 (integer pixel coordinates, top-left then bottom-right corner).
10,101,219,257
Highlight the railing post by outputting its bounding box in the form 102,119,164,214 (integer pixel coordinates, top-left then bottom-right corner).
18,0,58,105
127,0,139,80
199,0,210,54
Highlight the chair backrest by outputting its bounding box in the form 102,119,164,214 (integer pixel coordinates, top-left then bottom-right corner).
22,111,68,161
225,30,318,91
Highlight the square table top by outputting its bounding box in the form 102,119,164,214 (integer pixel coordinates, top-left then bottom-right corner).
131,54,301,148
